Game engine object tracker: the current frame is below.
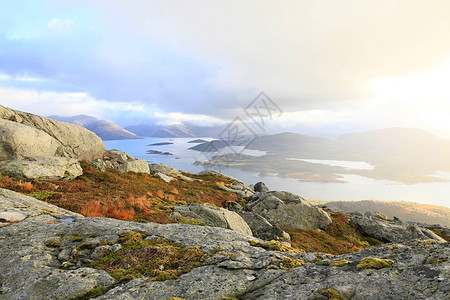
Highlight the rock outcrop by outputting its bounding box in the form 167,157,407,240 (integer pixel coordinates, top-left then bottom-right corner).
0,156,83,180
247,191,332,230
354,213,446,243
0,119,60,160
149,163,200,182
0,105,104,162
91,149,150,173
171,203,253,236
0,188,448,300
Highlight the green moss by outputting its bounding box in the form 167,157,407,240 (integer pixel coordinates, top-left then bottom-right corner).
357,257,394,270
85,233,99,238
281,257,305,270
249,240,304,253
74,287,103,299
45,240,62,248
417,239,438,246
91,237,207,283
72,235,83,242
27,191,56,201
118,231,146,245
168,298,187,300
329,259,352,267
429,258,443,264
77,242,96,250
320,288,344,300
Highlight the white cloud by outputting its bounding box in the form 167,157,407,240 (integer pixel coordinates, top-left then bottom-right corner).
153,112,227,126
0,86,146,120
47,18,75,31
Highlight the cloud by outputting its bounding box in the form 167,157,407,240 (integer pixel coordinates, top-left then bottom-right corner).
0,86,148,122
47,18,74,31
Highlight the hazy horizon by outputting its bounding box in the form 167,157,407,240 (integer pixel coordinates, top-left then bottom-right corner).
1,0,450,139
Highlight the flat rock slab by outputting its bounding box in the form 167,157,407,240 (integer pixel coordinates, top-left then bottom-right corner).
0,156,83,181
0,188,84,221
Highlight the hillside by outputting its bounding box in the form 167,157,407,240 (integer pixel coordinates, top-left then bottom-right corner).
48,115,142,140
325,200,450,227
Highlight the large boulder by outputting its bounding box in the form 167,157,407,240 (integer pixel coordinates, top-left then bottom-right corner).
0,156,83,180
171,204,253,236
91,149,149,173
0,105,104,162
247,192,332,230
0,119,60,160
354,213,446,243
237,210,290,241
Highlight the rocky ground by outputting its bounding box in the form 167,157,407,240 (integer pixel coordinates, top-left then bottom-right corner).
0,105,449,299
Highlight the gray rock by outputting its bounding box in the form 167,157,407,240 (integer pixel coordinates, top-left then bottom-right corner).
237,211,290,241
91,149,149,173
0,191,448,300
155,172,176,183
148,163,200,182
0,211,26,223
0,119,60,160
148,163,179,175
0,156,83,180
354,214,446,243
0,105,104,162
0,188,84,221
248,192,332,230
171,204,253,236
254,182,270,193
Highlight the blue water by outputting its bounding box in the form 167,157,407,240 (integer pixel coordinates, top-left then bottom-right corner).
105,138,450,208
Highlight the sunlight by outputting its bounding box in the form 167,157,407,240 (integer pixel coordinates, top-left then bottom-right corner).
369,58,450,134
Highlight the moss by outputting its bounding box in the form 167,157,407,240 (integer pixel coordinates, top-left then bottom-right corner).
72,235,83,242
357,257,394,270
45,240,62,248
329,259,352,267
74,287,103,299
168,298,187,300
221,298,239,300
77,242,96,250
27,191,56,201
281,257,305,270
249,240,304,254
91,237,208,283
320,288,344,300
417,239,438,246
429,258,443,264
85,233,99,238
118,231,146,245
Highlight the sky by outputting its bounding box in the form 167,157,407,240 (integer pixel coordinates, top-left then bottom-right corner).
0,0,450,138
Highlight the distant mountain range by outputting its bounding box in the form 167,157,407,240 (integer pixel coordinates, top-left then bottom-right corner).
125,122,224,138
48,115,142,141
324,200,450,227
191,127,450,184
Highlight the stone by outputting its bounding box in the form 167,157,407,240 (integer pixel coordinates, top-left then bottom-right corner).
247,192,332,230
171,204,253,236
0,119,60,161
354,213,446,243
148,163,179,175
155,172,176,183
91,149,149,173
0,188,84,221
0,105,104,162
0,156,83,180
237,210,290,241
0,211,26,222
254,182,270,193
